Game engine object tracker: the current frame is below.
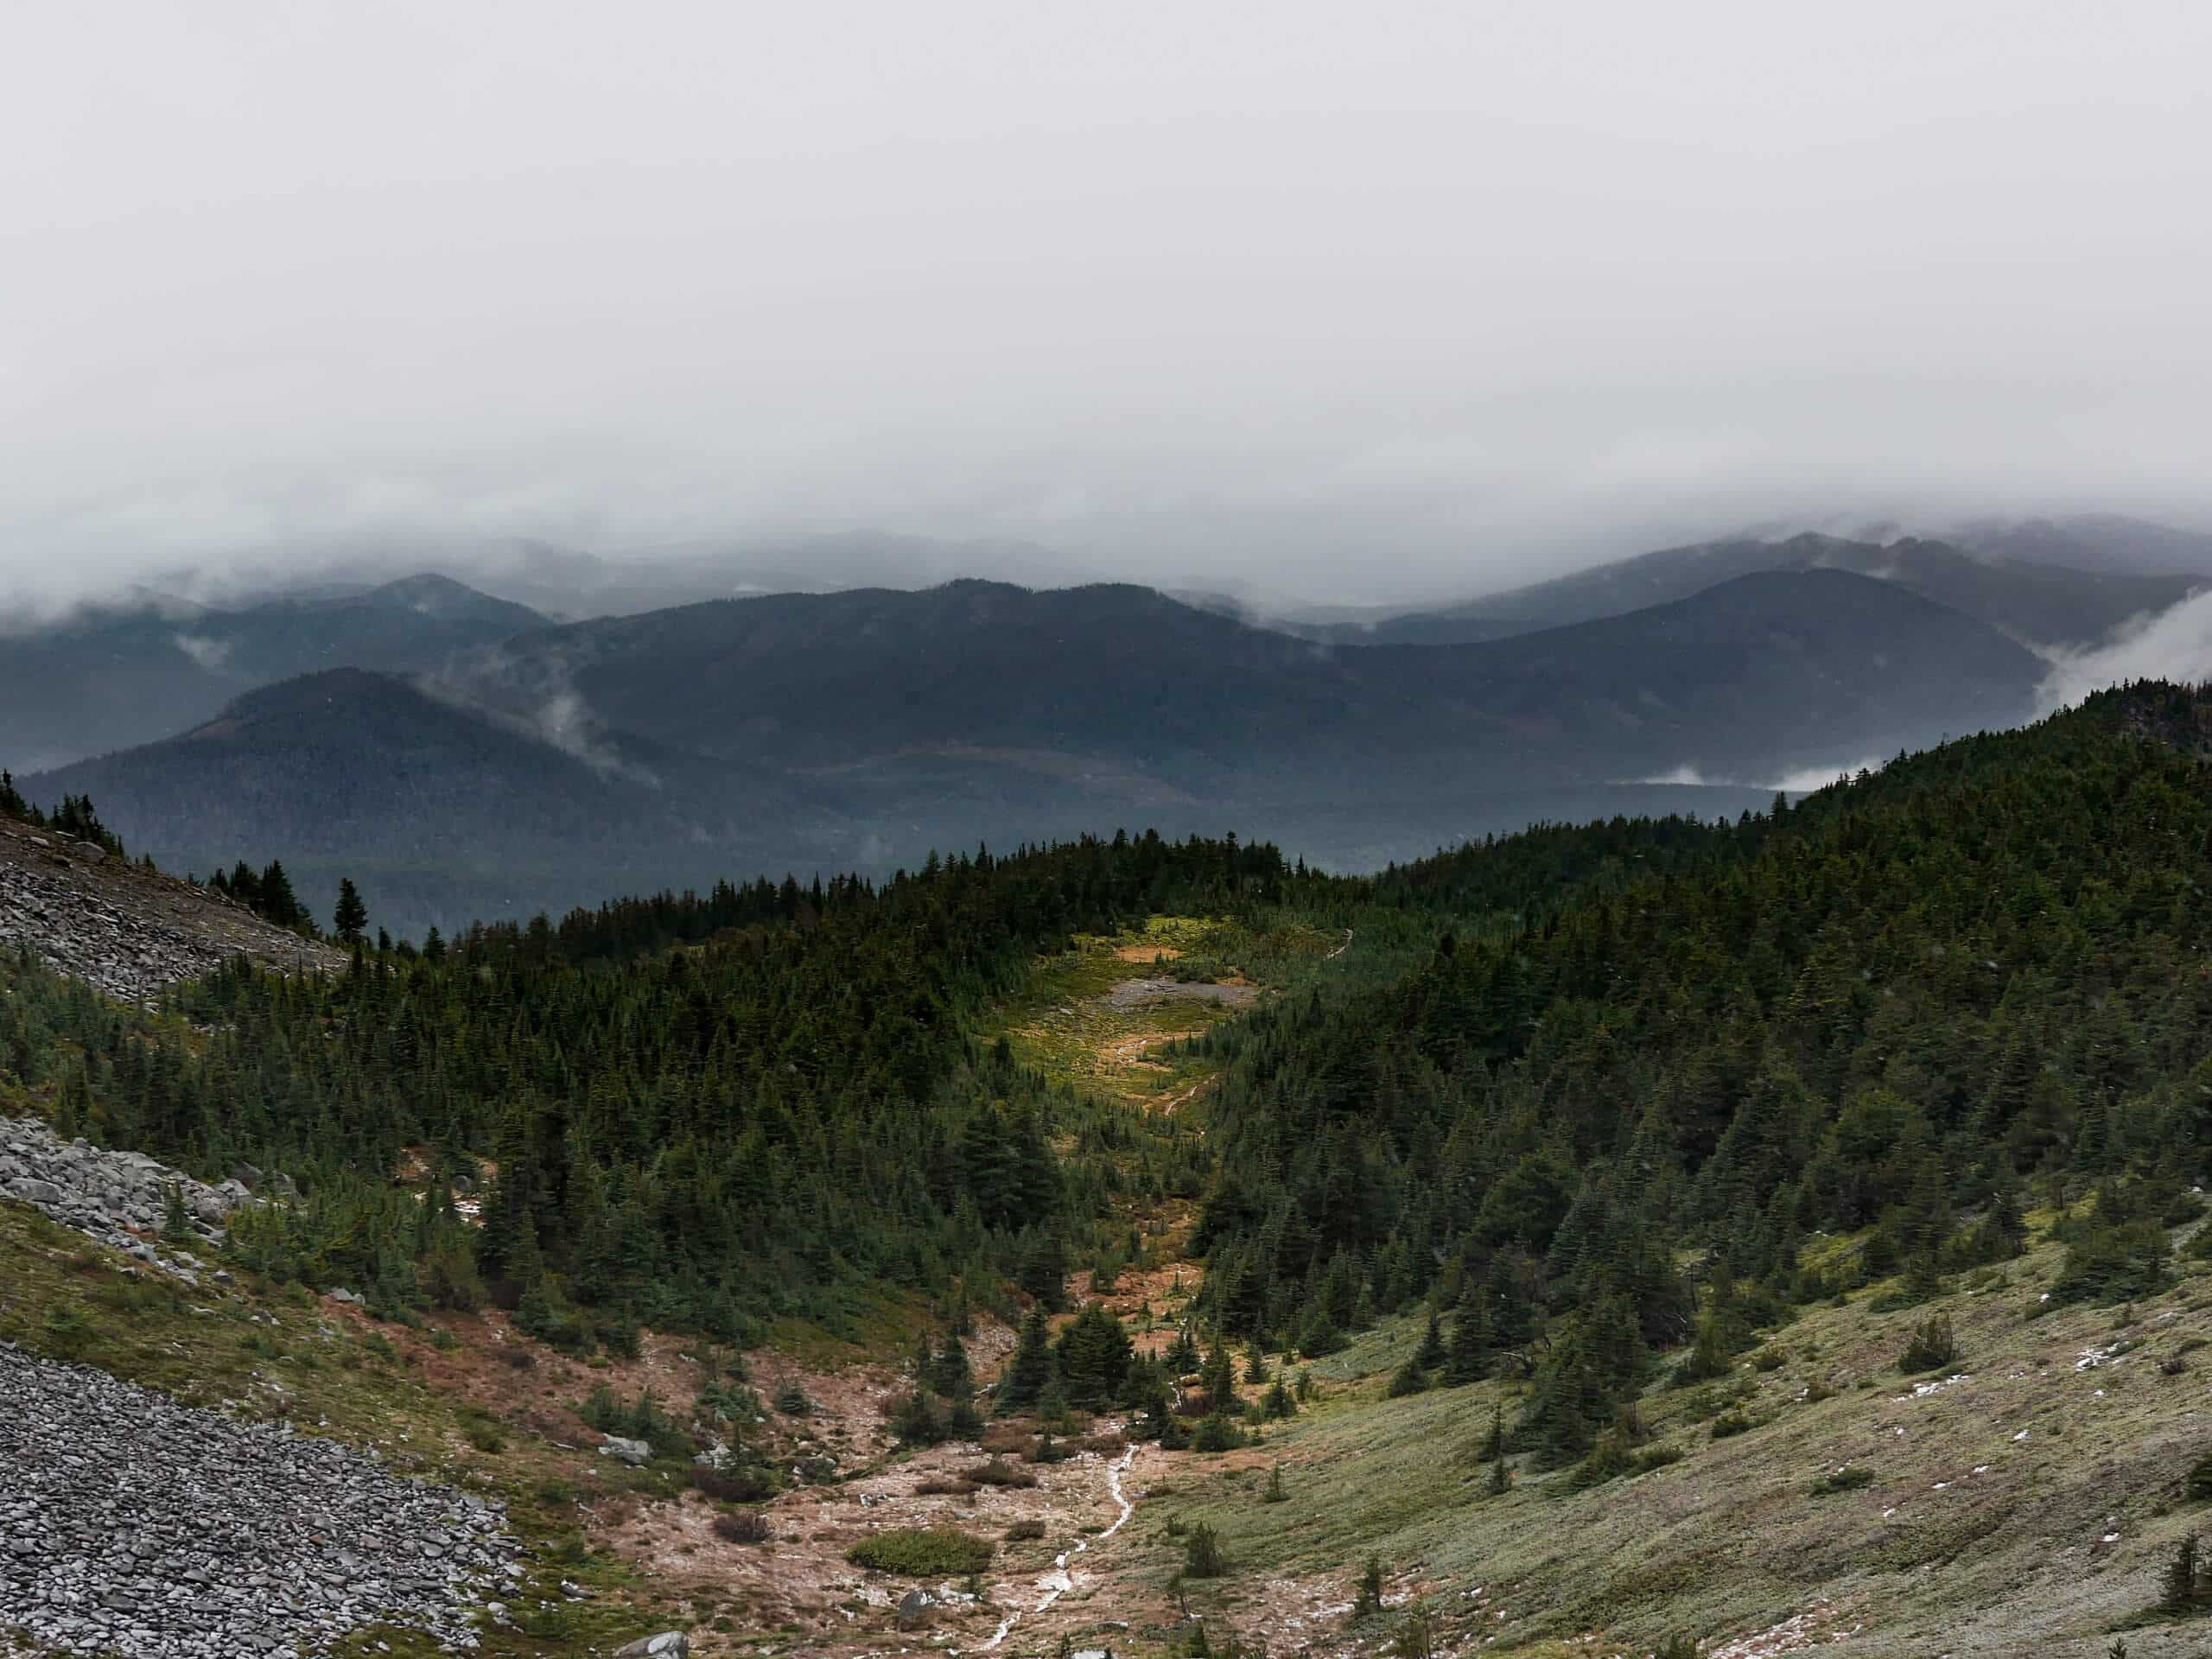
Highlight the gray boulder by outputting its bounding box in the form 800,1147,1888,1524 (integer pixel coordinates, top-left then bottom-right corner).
597,1435,652,1466
613,1633,690,1657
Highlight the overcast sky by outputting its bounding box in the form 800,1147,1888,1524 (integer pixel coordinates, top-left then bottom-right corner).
4,1,2209,606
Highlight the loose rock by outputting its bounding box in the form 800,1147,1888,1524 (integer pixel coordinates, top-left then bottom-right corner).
0,1341,523,1656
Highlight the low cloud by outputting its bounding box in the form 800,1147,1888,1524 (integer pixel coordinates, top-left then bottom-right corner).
172,632,233,672
2037,588,2212,712
419,645,659,787
1629,755,1888,795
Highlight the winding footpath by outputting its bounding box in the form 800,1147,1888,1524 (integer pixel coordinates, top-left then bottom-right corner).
976,1443,1139,1652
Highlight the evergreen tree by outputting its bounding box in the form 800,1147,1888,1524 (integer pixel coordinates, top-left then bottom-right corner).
1444,1298,1490,1385
1413,1309,1447,1371
333,879,369,944
997,1308,1054,1416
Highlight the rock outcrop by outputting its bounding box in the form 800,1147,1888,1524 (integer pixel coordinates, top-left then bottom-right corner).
0,817,343,1006
0,1116,254,1281
0,1341,523,1657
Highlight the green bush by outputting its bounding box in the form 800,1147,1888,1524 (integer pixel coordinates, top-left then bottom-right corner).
40,1300,95,1359
2188,1451,2212,1503
847,1528,993,1577
776,1380,814,1415
1898,1313,1960,1374
579,1384,693,1459
1192,1414,1246,1452
1004,1519,1046,1541
1709,1411,1752,1440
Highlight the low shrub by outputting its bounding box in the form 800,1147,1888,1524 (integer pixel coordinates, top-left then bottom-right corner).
1809,1465,1876,1496
846,1528,993,1577
1004,1519,1046,1541
916,1478,978,1497
776,1381,814,1416
2188,1451,2212,1503
1182,1522,1227,1579
714,1510,771,1545
1709,1411,1752,1440
965,1459,1038,1489
691,1465,777,1503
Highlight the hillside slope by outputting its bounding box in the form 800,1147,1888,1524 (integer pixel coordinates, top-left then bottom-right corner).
7,690,2212,1655
460,571,2040,788
0,810,342,1001
24,667,844,936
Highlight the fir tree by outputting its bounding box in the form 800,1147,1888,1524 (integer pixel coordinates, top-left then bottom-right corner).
997,1307,1053,1416
332,878,369,944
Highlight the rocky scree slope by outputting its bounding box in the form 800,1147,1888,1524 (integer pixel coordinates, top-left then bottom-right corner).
0,1115,257,1284
0,1340,521,1659
0,814,342,1004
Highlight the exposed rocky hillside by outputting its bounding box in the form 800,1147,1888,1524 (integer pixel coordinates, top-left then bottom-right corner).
0,1341,521,1658
0,1115,256,1282
0,815,341,1003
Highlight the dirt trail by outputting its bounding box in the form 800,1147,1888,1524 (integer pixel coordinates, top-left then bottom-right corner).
972,1443,1140,1653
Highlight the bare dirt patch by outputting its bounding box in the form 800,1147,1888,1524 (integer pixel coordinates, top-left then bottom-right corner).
1112,943,1185,963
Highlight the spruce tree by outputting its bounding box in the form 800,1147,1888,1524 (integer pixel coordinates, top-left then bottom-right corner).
929,1332,975,1400
1445,1299,1490,1385
1413,1309,1447,1371
997,1307,1054,1416
333,878,369,944
1199,1336,1238,1411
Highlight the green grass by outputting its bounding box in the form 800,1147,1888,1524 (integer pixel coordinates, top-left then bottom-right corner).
1113,1231,2212,1657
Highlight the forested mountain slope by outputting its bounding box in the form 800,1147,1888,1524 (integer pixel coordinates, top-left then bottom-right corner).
1193,683,2212,1426
451,571,2039,788
8,684,2212,1656
25,567,2039,936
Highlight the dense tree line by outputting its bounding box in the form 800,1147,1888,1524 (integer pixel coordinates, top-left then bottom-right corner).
0,830,1287,1344
1192,685,2212,1465
12,683,2212,1442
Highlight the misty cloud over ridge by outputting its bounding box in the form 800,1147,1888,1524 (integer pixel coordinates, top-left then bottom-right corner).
2039,590,2212,714
3,3,2210,607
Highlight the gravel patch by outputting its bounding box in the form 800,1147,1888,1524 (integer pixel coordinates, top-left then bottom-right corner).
0,1341,522,1657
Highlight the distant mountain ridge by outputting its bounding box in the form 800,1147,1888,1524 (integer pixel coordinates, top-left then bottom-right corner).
1287,531,2200,651
0,575,545,771
24,569,2044,935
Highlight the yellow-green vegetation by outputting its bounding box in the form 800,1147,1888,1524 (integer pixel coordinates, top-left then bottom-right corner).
995,915,1342,1103
1130,1227,2212,1657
